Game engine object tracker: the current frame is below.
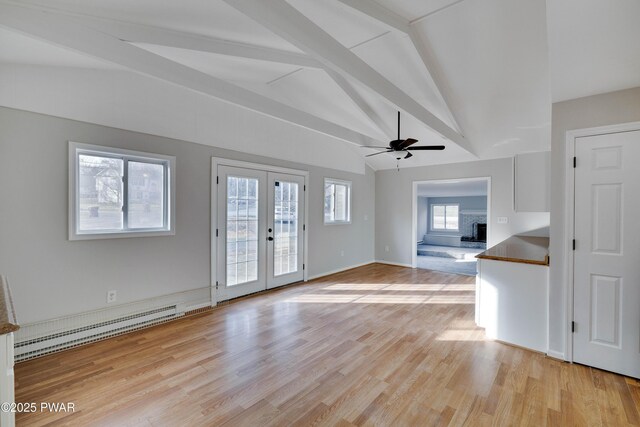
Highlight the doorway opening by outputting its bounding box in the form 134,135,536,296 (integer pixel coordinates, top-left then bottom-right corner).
411,177,490,276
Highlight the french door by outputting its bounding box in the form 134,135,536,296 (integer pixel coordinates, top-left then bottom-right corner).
573,129,640,378
216,165,305,301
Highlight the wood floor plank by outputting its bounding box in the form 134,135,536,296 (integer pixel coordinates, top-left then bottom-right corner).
14,263,640,426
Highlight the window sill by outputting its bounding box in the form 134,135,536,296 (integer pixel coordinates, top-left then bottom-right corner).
324,221,352,226
69,229,175,241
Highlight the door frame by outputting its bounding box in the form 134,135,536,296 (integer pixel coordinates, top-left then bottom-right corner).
563,120,640,363
410,176,492,269
211,157,309,305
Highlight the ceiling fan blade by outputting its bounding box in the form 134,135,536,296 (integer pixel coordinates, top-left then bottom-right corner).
365,150,393,157
388,139,403,149
359,145,393,149
398,138,419,149
406,145,446,150
404,151,413,159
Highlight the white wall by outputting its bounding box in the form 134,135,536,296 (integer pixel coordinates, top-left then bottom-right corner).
549,86,640,358
0,107,375,324
376,157,549,266
0,64,367,174
416,197,428,242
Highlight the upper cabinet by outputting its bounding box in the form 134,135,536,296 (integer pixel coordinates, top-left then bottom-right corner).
514,152,550,212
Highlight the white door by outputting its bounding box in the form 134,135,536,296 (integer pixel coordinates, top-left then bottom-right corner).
216,166,305,301
217,166,267,300
267,173,305,288
573,130,640,378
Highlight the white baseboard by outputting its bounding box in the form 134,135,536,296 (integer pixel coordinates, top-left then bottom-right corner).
306,260,375,281
374,260,414,268
546,350,566,361
186,302,214,312
15,287,211,361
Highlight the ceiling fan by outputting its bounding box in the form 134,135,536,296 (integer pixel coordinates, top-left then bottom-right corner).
361,111,445,160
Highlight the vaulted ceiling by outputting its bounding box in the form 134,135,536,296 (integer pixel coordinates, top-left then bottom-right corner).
0,0,638,172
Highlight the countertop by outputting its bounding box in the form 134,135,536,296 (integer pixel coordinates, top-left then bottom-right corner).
0,276,19,335
475,235,549,266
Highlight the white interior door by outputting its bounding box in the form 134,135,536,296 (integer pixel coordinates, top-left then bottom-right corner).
267,173,305,288
573,130,640,378
217,166,267,300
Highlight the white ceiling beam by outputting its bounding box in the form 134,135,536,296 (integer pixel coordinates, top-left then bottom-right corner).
84,14,396,140
86,14,399,140
324,68,394,139
0,3,382,147
79,16,323,69
223,0,475,156
407,27,462,134
337,0,465,135
338,0,409,33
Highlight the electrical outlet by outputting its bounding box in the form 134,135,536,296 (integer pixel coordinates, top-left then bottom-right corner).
340,250,345,257
385,245,390,252
107,290,117,304
497,216,509,224
364,214,369,221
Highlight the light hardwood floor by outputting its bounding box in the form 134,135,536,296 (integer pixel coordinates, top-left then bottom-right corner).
15,263,640,426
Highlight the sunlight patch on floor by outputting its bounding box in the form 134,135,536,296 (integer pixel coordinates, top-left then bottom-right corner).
352,294,428,304
321,283,475,292
285,292,474,305
437,329,484,341
288,294,364,303
323,283,389,291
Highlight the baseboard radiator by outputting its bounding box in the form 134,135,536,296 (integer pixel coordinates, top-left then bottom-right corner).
15,287,212,362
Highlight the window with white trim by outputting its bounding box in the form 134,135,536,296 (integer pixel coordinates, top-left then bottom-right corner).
431,204,459,231
70,142,175,239
324,178,351,224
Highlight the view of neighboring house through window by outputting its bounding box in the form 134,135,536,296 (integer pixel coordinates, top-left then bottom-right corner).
432,204,459,231
71,143,174,239
324,178,351,224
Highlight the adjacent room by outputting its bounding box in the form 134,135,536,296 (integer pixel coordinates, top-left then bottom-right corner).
414,178,488,276
1,0,639,425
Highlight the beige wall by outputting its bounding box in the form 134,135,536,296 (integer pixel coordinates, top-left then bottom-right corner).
549,86,640,358
375,157,550,266
0,107,376,324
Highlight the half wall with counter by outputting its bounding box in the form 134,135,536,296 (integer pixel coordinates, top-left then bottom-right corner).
0,276,19,427
475,236,549,353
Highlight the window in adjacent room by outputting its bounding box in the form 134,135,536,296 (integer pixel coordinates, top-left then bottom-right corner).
69,142,175,240
431,204,459,231
324,178,351,224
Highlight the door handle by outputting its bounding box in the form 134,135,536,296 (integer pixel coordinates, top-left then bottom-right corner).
267,236,274,241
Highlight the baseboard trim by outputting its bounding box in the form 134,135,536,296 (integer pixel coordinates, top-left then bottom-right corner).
374,260,414,268
15,287,212,361
546,350,566,361
306,260,375,281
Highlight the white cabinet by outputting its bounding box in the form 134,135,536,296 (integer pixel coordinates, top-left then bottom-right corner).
0,333,15,427
514,151,550,212
476,258,548,352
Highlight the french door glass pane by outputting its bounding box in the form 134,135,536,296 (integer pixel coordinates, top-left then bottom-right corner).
128,161,165,229
274,181,299,277
78,154,124,231
227,176,259,286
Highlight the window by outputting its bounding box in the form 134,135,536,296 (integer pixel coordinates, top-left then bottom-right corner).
432,204,459,231
69,142,175,239
324,178,351,224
